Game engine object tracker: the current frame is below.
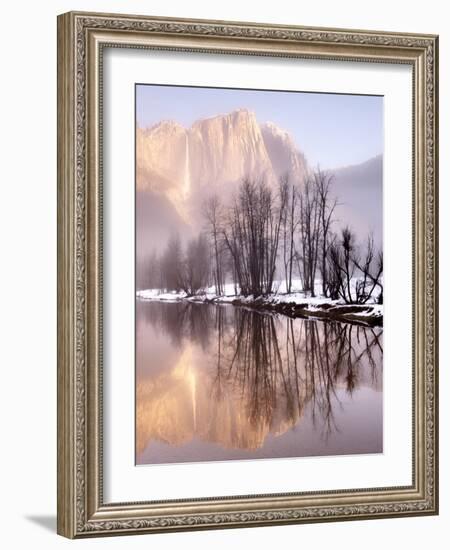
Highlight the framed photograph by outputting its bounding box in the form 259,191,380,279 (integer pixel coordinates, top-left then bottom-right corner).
57,11,439,538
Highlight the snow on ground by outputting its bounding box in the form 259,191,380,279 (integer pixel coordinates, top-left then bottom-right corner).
136,279,383,316
347,304,383,318
136,289,187,302
136,283,236,303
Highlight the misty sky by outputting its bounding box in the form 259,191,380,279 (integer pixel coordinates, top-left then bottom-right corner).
136,84,383,170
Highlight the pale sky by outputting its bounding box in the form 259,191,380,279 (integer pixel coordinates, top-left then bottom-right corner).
136,83,383,170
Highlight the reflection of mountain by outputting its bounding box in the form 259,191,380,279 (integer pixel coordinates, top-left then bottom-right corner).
136,343,307,455
136,303,383,459
136,346,198,451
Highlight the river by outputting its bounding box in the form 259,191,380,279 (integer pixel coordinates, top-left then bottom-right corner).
136,301,383,465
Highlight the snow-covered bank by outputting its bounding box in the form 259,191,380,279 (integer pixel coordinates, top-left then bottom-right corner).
230,296,382,327
136,280,383,327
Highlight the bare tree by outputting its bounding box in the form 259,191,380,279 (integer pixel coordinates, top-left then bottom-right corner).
203,195,225,295
222,177,286,296
146,250,161,290
327,227,357,303
353,235,383,304
328,228,383,304
160,233,183,292
180,234,210,296
137,250,161,291
314,169,338,297
267,177,288,293
298,176,321,296
280,175,300,294
200,170,343,300
374,251,383,304
341,227,357,302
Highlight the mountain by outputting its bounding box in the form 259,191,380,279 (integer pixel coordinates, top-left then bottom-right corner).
332,155,383,248
136,109,383,263
136,109,309,222
260,121,307,181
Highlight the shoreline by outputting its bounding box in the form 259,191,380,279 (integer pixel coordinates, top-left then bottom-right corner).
228,297,383,327
137,290,383,328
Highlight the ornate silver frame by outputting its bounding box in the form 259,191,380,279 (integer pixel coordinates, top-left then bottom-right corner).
57,11,439,538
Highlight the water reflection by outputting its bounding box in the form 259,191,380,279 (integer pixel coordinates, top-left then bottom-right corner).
136,302,383,465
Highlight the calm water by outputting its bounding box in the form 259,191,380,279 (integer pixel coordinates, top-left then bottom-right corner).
136,301,383,465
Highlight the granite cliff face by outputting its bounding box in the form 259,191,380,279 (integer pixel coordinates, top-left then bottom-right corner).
136,108,383,264
136,109,309,221
260,121,308,183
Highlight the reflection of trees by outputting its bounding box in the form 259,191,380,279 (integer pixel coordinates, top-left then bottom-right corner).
139,301,214,350
295,322,383,439
229,311,281,428
140,302,383,449
212,310,383,442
